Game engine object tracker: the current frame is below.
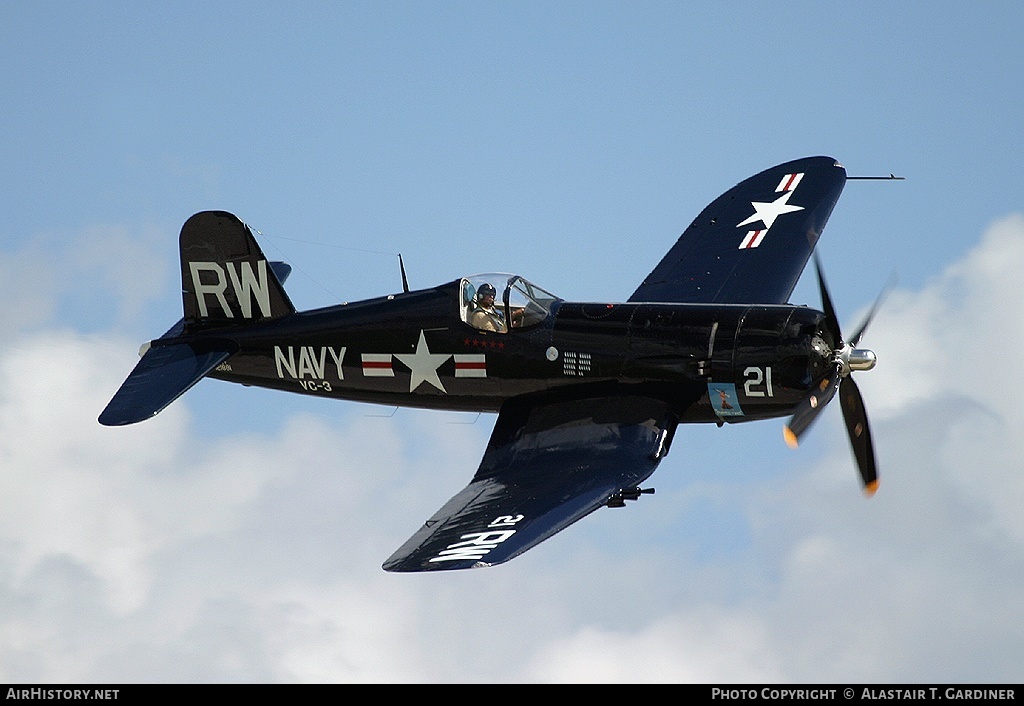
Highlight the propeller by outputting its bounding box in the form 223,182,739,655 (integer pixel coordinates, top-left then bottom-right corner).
784,254,884,496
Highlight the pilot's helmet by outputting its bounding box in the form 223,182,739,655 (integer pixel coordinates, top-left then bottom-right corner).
478,283,496,299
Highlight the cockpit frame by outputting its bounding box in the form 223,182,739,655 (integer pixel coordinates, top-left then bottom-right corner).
459,273,560,333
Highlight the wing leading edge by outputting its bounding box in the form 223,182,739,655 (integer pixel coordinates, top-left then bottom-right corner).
630,156,846,304
383,394,678,572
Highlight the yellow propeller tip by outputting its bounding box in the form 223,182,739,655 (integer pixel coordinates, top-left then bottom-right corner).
864,480,879,497
783,426,799,449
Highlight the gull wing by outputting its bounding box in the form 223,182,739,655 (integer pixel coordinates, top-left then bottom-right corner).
383,393,678,572
630,156,846,304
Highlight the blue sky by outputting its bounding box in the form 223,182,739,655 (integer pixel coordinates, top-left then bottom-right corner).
2,2,1024,682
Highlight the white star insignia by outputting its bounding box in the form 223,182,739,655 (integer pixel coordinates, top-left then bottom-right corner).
736,190,804,231
395,330,451,393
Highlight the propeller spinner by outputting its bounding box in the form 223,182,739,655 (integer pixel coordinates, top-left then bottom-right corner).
784,255,882,496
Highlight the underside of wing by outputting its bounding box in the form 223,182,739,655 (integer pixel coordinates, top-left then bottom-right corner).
382,393,679,572
630,156,847,304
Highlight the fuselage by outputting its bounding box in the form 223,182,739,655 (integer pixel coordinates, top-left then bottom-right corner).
198,278,830,425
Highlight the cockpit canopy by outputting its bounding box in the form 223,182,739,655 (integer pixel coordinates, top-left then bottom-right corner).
460,273,560,333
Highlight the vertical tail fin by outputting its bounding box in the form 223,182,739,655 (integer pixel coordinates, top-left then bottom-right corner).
180,211,294,329
98,212,293,426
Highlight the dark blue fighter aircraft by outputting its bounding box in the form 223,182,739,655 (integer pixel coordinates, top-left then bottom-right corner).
100,156,882,572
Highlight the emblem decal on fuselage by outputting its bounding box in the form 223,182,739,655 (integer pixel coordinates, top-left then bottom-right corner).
394,330,450,393
359,335,489,391
363,330,486,393
453,354,487,378
361,353,394,377
708,382,744,417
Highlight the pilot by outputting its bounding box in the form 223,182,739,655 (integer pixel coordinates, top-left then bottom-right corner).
470,283,507,333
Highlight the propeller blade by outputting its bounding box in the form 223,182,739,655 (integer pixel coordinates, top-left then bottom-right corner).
814,253,844,348
848,273,896,347
784,363,841,448
790,254,882,495
839,376,878,495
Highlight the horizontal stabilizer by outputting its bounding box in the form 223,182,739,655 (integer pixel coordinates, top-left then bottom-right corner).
98,341,237,426
269,261,292,285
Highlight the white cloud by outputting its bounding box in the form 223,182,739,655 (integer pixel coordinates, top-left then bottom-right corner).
863,214,1024,418
70,224,170,327
0,323,496,681
524,612,785,683
0,224,169,337
860,213,1024,544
